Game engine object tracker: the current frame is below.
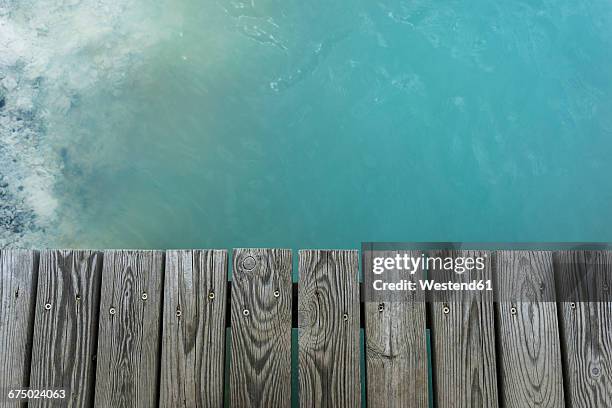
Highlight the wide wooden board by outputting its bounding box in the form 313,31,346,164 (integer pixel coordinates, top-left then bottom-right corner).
428,250,498,408
555,251,612,407
364,250,429,408
0,250,38,407
495,250,564,407
298,250,361,407
160,250,228,407
29,250,102,407
94,250,164,407
230,249,292,407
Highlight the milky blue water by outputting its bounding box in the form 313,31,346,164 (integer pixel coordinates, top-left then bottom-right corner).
1,0,612,249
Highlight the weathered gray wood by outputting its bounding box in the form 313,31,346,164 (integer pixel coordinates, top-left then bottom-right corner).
555,251,612,407
94,250,164,408
298,250,361,407
364,250,428,408
160,250,227,408
495,250,565,407
29,250,102,407
230,248,292,407
0,250,38,406
428,250,498,408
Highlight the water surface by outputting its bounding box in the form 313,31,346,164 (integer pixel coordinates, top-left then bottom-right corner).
1,0,611,249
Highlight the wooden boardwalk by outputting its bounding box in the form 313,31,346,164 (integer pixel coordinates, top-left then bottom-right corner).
0,249,611,407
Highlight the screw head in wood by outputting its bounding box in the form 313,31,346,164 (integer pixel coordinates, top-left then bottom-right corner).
75,294,81,301
570,302,577,310
591,367,601,377
442,306,450,314
510,306,517,315
378,303,385,312
141,293,148,301
273,290,280,298
109,307,116,315
243,309,250,317
343,313,349,321
44,302,52,310
176,309,182,317
208,291,215,300
242,256,256,271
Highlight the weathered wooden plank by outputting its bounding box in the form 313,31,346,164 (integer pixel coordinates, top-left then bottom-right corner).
298,250,361,407
428,250,498,408
0,250,38,405
364,250,428,408
94,250,164,407
555,251,612,407
495,250,565,407
160,250,228,408
230,248,292,407
29,250,102,407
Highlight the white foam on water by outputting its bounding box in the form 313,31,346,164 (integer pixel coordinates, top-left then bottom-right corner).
0,0,177,247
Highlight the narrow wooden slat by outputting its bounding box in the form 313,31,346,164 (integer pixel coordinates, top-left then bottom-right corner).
298,250,361,407
29,250,102,407
555,251,612,407
94,250,164,407
364,250,428,408
160,250,228,407
230,248,292,407
495,250,565,407
429,250,499,408
0,250,38,403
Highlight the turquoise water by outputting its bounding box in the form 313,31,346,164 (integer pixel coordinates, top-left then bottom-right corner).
1,0,612,249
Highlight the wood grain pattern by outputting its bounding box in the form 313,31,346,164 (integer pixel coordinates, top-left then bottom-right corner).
298,250,361,408
495,250,565,407
94,250,164,408
160,250,228,408
29,250,102,408
428,250,498,408
555,251,612,407
0,250,38,407
6,247,612,407
230,248,292,407
364,250,428,408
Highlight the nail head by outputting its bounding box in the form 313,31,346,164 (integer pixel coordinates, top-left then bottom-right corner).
343,313,349,321
44,303,52,310
141,293,148,300
510,306,517,315
443,306,450,314
208,291,215,300
109,307,116,315
176,309,182,317
243,309,250,316
273,290,280,298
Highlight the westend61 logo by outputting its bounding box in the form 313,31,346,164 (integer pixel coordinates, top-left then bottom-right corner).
362,243,496,301
363,242,612,303
368,252,492,297
372,253,486,275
